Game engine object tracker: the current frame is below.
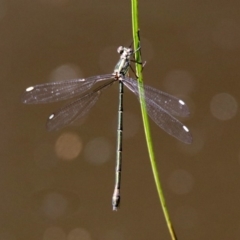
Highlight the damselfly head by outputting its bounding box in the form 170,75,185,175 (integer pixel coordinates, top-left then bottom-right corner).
126,47,133,54
117,46,124,54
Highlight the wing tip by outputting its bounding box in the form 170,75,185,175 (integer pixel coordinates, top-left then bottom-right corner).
182,132,193,144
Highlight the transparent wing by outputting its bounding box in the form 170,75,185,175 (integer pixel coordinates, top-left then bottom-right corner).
123,77,190,117
144,99,192,144
22,74,114,104
123,77,192,144
46,81,113,131
46,91,100,131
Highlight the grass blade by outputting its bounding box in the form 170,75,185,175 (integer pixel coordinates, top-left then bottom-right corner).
131,1,178,239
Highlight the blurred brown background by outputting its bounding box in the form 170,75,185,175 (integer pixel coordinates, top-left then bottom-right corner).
1,0,240,239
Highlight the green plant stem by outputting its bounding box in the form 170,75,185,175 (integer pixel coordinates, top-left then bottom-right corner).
131,1,178,240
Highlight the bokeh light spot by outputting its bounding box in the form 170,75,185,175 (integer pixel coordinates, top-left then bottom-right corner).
50,64,82,82
42,192,68,220
67,228,92,240
32,189,80,219
168,169,194,194
84,137,112,165
210,93,238,121
103,229,125,240
164,70,195,95
55,132,82,161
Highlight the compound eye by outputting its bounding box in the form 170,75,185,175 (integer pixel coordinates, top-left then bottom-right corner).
125,48,132,55
117,46,123,54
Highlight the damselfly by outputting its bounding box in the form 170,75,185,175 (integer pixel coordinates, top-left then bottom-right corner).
22,46,192,211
